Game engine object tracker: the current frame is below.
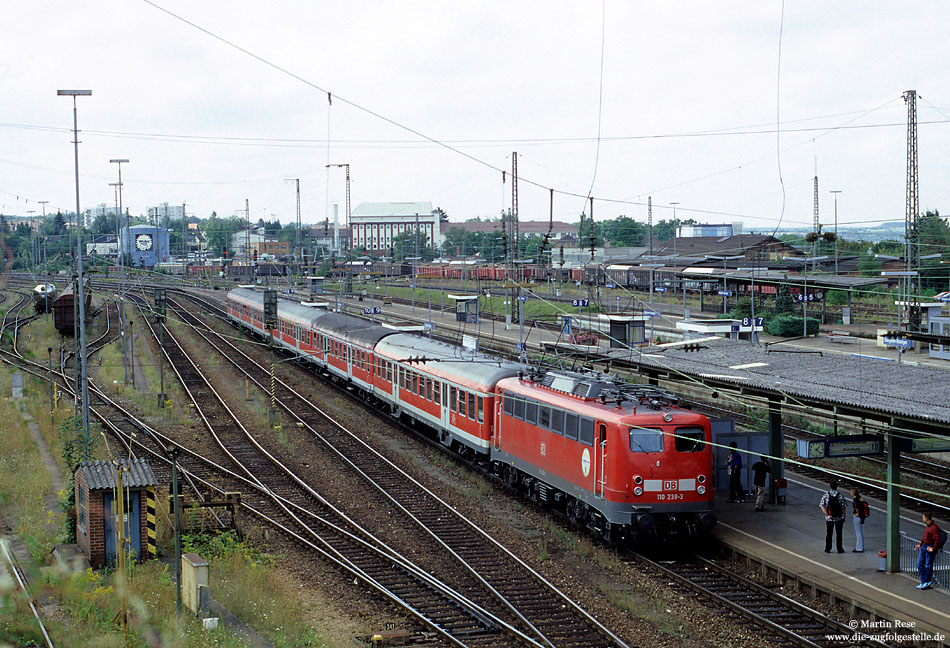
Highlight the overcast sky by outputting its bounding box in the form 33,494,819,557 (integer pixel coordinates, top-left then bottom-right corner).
2,1,949,233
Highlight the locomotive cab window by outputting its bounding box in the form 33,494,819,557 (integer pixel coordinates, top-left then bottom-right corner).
629,427,664,453
674,427,705,452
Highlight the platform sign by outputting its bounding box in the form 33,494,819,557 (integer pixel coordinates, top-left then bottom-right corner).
423,321,436,332
825,435,884,458
717,290,732,297
795,292,823,303
605,283,615,289
799,435,884,459
643,309,659,317
899,437,950,453
740,317,765,327
572,299,590,307
517,296,528,302
883,337,914,349
362,307,381,315
654,287,667,293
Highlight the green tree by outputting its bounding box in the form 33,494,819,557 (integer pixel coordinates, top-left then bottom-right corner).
603,215,644,247
774,283,796,315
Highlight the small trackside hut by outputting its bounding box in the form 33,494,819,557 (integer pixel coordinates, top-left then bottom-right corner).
75,458,158,569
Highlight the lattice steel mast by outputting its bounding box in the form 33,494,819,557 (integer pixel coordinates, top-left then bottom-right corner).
904,90,920,330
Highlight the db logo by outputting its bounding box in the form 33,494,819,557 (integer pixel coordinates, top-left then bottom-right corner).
663,480,677,491
540,442,546,456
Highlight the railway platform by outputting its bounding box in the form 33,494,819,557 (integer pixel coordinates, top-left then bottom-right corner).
713,474,950,643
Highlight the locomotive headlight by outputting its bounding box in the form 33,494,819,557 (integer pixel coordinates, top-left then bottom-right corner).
633,475,643,485
697,485,706,495
633,486,643,496
697,474,706,484
663,412,673,422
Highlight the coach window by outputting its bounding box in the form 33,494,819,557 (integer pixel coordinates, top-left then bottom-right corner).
417,374,425,396
468,392,476,421
426,378,432,401
513,395,525,420
564,413,579,440
450,386,457,412
580,418,594,446
674,427,705,452
458,390,466,417
550,409,564,435
477,396,484,423
503,393,514,417
539,406,551,430
629,427,664,453
387,362,393,382
433,381,440,405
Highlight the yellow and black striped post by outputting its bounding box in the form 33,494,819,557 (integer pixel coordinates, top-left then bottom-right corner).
146,486,157,560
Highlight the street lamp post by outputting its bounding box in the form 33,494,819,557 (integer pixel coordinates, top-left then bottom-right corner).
705,255,743,314
58,88,92,446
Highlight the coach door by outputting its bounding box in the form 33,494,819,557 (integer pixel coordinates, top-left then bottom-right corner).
595,422,607,499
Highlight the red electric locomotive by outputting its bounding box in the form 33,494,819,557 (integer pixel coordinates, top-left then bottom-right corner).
493,370,716,541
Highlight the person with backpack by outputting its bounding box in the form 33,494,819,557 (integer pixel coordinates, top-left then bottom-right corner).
819,479,847,553
851,488,869,552
914,511,945,590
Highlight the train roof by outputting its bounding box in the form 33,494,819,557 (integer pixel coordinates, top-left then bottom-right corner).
311,312,394,348
228,287,330,330
375,333,526,390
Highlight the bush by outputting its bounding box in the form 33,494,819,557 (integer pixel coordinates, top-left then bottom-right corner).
766,313,820,337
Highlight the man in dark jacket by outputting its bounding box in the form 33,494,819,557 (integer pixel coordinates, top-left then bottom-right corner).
751,456,771,511
727,443,744,503
915,511,941,589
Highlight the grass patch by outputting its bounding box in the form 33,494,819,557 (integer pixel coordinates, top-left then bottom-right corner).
602,585,688,637
180,531,339,647
0,370,62,565
42,562,253,647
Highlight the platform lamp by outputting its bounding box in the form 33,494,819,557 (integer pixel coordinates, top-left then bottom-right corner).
57,88,92,447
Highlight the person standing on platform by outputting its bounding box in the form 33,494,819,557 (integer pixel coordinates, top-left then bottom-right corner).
819,479,847,553
914,511,942,589
726,443,744,503
752,456,770,511
851,488,868,552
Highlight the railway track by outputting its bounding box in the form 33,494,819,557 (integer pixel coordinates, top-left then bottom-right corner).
155,290,631,648
631,553,890,648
